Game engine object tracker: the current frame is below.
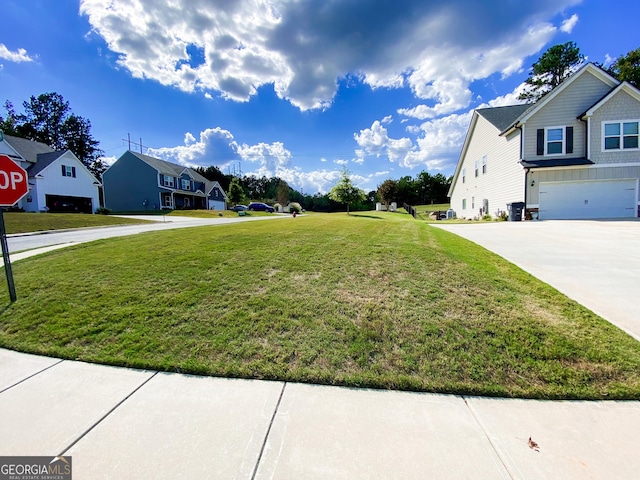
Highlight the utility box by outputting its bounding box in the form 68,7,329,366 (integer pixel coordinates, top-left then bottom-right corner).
507,202,525,221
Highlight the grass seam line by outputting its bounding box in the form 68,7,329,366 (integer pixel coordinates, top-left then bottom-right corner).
462,396,516,480
58,370,159,456
0,358,64,395
251,382,287,480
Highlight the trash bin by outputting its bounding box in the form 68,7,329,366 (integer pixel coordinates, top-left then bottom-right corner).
507,202,525,221
446,208,455,219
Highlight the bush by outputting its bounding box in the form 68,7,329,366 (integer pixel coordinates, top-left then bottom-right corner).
95,207,112,215
288,202,302,213
482,213,492,221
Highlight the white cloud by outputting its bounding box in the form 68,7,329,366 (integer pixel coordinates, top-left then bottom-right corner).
334,159,348,166
0,43,33,63
80,0,579,113
560,14,579,33
147,127,240,168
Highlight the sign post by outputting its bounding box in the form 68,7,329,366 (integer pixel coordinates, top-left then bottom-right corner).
0,154,29,302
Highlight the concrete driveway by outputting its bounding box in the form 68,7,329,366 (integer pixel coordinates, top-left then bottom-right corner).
433,220,640,342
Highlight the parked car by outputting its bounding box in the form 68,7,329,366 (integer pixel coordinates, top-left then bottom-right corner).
230,205,248,212
248,202,275,213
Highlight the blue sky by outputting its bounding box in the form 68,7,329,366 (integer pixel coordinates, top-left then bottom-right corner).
1,1,638,194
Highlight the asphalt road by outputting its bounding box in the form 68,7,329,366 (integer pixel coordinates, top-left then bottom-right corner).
7,214,289,254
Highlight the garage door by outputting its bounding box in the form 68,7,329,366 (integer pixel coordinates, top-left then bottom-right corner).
46,194,94,214
539,179,637,220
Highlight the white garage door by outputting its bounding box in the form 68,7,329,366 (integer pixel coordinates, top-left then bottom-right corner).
539,179,637,220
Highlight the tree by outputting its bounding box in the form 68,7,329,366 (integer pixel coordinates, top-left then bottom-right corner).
328,168,366,215
1,92,105,177
377,179,397,209
277,179,290,206
227,177,244,206
607,47,640,88
518,42,584,103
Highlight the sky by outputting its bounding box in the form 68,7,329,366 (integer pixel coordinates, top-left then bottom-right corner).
1,1,638,195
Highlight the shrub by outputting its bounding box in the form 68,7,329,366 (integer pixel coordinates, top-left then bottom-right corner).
482,213,492,221
288,202,302,213
95,207,112,215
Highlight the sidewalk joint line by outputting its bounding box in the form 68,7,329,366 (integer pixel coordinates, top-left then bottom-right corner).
462,396,515,480
251,382,287,480
0,358,65,395
58,370,159,456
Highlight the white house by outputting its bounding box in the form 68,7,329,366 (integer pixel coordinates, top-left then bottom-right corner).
0,133,101,213
449,63,640,220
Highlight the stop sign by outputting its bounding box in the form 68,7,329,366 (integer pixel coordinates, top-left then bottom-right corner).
0,154,29,206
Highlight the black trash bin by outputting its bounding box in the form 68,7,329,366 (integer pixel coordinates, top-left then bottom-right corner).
507,202,525,222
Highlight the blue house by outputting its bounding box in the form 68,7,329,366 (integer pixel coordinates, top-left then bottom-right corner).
103,151,227,211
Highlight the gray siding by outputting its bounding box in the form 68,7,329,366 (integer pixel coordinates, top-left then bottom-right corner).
589,89,640,164
103,151,164,211
523,72,612,161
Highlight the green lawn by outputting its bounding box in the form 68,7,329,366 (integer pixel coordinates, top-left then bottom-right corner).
3,212,152,234
1,212,639,399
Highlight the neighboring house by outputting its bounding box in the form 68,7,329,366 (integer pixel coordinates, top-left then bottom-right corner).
449,63,640,220
102,151,227,211
0,133,101,213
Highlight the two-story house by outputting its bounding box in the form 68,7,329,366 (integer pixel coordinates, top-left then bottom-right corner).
449,63,640,220
0,133,101,213
103,151,227,211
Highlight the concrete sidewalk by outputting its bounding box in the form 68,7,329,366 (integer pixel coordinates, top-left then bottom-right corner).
1,349,638,479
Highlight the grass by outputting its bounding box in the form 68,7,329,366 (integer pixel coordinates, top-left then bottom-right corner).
1,212,639,399
3,212,152,234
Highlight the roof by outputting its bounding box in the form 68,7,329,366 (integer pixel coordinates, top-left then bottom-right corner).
3,134,55,163
476,104,531,132
128,151,226,197
26,151,65,176
520,158,594,169
129,151,210,184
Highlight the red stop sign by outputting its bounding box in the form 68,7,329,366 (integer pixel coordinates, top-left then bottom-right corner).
0,154,29,206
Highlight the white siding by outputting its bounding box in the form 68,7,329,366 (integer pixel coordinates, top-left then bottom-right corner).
25,152,100,213
523,72,612,161
450,114,523,219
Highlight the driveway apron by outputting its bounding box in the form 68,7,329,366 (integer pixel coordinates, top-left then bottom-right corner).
433,220,640,342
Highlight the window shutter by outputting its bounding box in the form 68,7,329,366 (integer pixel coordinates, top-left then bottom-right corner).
62,165,66,176
72,166,76,178
566,126,573,154
536,129,544,155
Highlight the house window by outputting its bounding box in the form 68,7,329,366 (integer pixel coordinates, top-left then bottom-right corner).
482,155,487,174
474,160,479,177
546,127,564,155
462,198,466,210
604,121,639,150
181,179,191,190
163,175,174,187
462,168,466,183
62,165,76,178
